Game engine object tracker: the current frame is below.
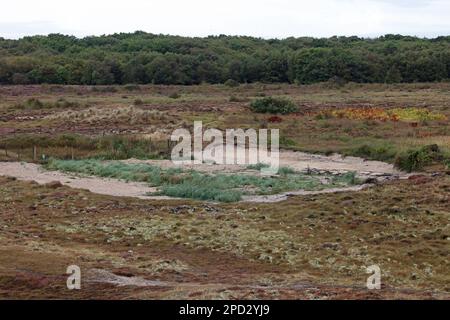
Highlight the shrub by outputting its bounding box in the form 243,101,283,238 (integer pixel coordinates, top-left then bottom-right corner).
229,95,240,102
54,98,80,109
12,73,29,84
394,144,443,172
20,98,44,110
250,97,298,114
168,92,181,99
325,76,346,88
133,98,144,106
224,79,240,87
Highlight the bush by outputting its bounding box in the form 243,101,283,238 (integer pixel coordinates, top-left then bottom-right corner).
54,98,80,109
19,98,44,110
250,97,298,114
168,92,181,99
394,144,443,172
133,98,144,106
224,79,240,87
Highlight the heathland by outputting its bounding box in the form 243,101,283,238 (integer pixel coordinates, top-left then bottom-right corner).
0,83,449,299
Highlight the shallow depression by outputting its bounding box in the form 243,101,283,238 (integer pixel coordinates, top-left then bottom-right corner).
0,150,408,203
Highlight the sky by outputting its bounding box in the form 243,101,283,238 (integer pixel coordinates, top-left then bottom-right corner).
0,0,449,39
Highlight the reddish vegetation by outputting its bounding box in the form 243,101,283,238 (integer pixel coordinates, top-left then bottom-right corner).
408,175,432,184
0,175,449,299
0,128,16,134
268,116,283,123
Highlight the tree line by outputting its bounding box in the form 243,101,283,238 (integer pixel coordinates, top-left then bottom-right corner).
0,32,449,85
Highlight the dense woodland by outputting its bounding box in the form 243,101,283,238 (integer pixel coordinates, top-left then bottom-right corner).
0,32,449,85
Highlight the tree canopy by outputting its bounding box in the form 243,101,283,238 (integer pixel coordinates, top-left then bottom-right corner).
0,32,449,85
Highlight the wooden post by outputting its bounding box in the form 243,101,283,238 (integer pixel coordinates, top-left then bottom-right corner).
33,146,37,161
71,147,74,160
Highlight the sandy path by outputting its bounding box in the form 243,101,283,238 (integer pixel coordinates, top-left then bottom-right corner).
0,162,172,200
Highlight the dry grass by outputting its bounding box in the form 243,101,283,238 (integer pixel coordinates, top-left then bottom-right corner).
45,105,169,125
0,175,448,299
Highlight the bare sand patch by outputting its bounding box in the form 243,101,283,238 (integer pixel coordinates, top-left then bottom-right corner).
123,148,402,177
0,161,171,200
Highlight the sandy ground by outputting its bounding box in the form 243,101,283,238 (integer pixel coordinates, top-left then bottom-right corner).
124,148,402,176
241,184,371,202
0,151,406,203
0,162,172,200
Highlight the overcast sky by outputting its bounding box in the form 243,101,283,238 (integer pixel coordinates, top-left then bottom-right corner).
1,0,449,39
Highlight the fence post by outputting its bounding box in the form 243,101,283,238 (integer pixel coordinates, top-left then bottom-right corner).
33,146,37,161
71,147,74,160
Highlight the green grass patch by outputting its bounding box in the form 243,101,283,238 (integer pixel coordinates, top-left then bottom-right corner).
344,142,447,172
46,159,361,202
0,134,169,161
349,143,397,162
